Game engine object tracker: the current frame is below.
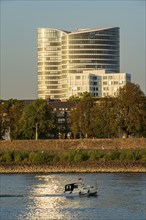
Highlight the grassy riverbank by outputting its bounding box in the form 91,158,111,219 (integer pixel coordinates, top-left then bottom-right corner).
0,139,146,173
0,148,146,173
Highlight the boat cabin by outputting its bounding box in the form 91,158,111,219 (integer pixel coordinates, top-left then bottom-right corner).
64,183,78,192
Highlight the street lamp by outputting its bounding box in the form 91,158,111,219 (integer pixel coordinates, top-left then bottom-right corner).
35,122,38,140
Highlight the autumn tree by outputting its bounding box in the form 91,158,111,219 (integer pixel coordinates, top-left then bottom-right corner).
92,97,117,138
115,82,146,137
70,93,94,138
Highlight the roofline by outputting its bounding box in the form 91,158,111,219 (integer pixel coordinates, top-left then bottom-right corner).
37,28,70,34
37,27,119,35
68,27,119,35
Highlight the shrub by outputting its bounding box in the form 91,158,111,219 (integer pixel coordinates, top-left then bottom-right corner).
74,153,83,162
14,151,23,162
53,154,60,162
67,150,76,162
59,152,69,162
103,152,112,161
110,150,120,160
5,150,14,163
119,151,127,160
0,151,5,162
88,150,104,161
133,149,143,160
88,151,97,161
125,150,134,161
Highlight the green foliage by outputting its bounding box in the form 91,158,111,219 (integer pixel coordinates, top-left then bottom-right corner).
70,83,146,138
0,151,6,162
0,99,25,140
110,150,120,160
14,151,29,162
115,83,146,137
0,148,146,164
119,150,134,161
5,150,14,163
16,99,57,139
74,150,89,162
70,93,94,138
88,150,104,161
28,151,54,164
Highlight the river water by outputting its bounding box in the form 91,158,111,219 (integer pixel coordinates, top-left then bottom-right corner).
0,173,146,220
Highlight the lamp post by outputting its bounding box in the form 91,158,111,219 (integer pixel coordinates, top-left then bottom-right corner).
35,122,38,140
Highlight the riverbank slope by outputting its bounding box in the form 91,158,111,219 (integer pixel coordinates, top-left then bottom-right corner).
0,139,146,173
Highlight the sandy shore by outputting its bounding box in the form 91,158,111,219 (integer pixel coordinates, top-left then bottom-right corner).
1,161,146,173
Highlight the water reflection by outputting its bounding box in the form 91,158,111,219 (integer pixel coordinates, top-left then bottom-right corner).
19,175,67,220
18,174,97,220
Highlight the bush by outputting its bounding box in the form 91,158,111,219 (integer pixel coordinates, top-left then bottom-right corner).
14,151,23,162
88,151,97,161
59,152,69,162
119,151,127,160
133,149,143,160
74,153,83,162
125,150,134,161
0,151,5,162
110,150,120,160
88,150,105,161
67,150,76,162
53,154,60,162
5,150,14,163
0,148,145,164
28,151,54,164
103,152,113,161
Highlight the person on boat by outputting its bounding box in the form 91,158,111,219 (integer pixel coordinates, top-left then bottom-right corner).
78,178,84,186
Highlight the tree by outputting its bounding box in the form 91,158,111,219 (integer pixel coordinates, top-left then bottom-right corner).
16,99,57,139
92,97,117,138
70,93,94,138
68,92,92,103
115,82,146,137
0,99,24,140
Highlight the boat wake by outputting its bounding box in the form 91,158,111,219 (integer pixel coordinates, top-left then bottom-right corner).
0,193,77,198
0,193,98,198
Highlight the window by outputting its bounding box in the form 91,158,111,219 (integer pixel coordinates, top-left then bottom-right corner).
103,81,107,85
114,81,118,85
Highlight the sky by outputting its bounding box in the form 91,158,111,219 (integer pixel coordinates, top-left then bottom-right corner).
1,0,146,99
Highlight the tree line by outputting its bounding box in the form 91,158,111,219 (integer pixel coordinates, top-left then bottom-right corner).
0,83,146,140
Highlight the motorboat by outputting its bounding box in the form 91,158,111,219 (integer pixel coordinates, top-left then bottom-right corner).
64,178,98,197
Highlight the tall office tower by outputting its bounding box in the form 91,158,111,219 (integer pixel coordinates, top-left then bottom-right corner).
37,27,120,100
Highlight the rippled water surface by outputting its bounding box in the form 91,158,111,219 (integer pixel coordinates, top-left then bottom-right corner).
0,173,146,220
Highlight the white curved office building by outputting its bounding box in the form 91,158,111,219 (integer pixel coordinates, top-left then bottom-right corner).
37,27,120,100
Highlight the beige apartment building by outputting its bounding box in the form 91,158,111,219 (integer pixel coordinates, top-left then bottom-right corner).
67,69,131,98
37,27,120,100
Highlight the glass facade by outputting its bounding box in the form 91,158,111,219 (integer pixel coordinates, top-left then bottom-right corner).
38,27,120,100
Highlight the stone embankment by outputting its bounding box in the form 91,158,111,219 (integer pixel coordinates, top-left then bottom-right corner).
1,161,146,173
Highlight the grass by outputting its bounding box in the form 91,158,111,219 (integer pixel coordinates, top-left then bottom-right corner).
0,149,146,165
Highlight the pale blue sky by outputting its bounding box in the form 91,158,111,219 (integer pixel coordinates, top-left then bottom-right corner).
1,0,145,99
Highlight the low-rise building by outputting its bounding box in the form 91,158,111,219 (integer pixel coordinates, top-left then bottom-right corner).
67,69,131,98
